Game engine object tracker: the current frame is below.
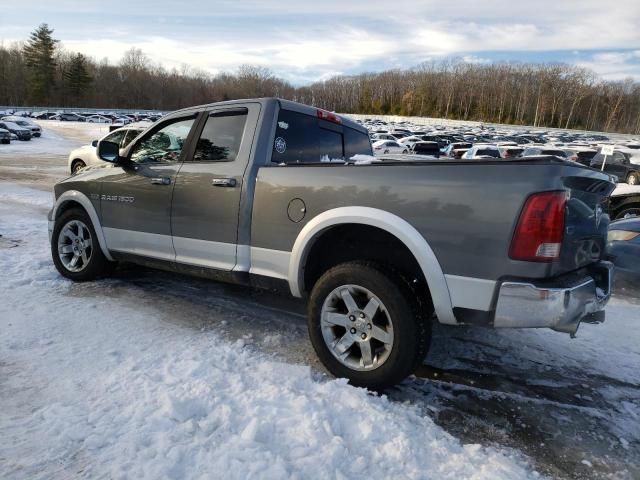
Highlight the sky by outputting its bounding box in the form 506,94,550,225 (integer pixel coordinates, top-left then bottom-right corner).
1,0,639,84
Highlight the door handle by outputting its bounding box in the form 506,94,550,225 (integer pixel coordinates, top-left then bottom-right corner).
211,177,237,187
151,177,171,185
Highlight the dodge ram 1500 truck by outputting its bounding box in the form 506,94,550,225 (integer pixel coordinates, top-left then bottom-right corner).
49,98,615,389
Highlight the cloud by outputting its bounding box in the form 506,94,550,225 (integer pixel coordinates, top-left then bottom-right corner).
576,50,640,80
2,0,639,83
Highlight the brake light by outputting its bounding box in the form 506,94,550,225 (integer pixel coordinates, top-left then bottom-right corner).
509,191,567,262
317,109,342,124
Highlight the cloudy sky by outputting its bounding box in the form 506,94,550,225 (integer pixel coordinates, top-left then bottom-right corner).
1,0,639,84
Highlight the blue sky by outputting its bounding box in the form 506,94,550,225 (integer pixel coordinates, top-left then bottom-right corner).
1,0,639,84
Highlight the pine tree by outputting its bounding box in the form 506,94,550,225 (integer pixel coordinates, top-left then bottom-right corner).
64,53,93,101
23,23,58,104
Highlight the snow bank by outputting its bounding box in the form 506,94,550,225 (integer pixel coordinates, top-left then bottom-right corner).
350,154,381,165
613,184,640,196
0,183,539,479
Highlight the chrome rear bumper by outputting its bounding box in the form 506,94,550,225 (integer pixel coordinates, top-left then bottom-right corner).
494,261,613,336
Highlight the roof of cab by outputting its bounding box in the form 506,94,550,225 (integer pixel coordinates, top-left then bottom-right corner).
164,97,367,134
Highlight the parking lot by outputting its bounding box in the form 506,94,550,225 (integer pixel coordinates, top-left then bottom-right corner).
1,120,639,479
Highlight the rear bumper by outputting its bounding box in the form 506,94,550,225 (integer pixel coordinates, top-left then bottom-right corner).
493,261,613,336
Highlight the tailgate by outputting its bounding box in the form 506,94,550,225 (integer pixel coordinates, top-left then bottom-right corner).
559,173,616,273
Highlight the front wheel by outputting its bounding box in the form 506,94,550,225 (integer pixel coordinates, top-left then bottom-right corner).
71,160,86,174
308,261,431,390
51,207,114,281
627,173,639,185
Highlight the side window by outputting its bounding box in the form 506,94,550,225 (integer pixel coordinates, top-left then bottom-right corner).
612,152,625,164
130,117,196,164
191,109,247,162
271,109,343,164
344,126,372,158
103,129,127,147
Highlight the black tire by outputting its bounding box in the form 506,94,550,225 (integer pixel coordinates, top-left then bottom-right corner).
627,173,639,185
71,160,86,174
402,149,408,154
51,207,114,281
308,261,431,390
1,139,9,144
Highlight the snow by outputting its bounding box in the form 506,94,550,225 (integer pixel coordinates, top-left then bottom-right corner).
0,182,540,479
0,121,107,156
319,155,346,163
613,184,640,196
349,154,381,165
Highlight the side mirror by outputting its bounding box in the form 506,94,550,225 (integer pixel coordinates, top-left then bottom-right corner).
97,140,121,163
91,139,98,147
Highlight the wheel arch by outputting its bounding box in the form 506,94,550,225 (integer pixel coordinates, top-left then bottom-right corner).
52,190,113,261
288,206,456,325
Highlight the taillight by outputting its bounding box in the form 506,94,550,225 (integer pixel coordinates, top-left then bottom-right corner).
509,191,567,262
317,109,342,124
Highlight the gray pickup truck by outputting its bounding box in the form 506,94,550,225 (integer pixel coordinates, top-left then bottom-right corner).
49,98,615,389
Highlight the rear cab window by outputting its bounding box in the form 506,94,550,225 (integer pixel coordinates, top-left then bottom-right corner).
271,109,372,164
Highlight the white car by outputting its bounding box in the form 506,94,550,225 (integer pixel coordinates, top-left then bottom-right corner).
370,133,397,142
461,145,501,159
372,140,409,155
86,115,112,123
67,126,145,174
398,136,424,146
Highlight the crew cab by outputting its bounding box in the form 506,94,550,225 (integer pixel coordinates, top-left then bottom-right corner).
49,98,615,389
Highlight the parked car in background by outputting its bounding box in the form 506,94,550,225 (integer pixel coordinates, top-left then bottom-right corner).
498,146,524,159
1,116,42,137
609,184,640,219
54,113,86,122
0,121,32,140
370,133,399,142
398,136,424,147
372,140,408,155
108,117,133,131
564,147,598,166
0,128,11,144
31,111,57,120
67,125,145,174
521,147,569,159
442,142,472,158
411,141,440,157
86,115,112,123
590,150,640,185
607,216,640,283
461,145,501,159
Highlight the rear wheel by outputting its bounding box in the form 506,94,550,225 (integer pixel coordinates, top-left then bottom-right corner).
627,173,639,185
71,160,86,174
308,261,431,390
51,207,114,281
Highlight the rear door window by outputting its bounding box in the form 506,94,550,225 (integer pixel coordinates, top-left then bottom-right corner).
272,109,372,164
190,109,248,162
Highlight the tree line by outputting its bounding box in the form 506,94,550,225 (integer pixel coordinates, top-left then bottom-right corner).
1,24,639,133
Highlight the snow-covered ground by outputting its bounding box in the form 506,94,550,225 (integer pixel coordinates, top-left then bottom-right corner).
1,122,639,479
0,183,536,479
